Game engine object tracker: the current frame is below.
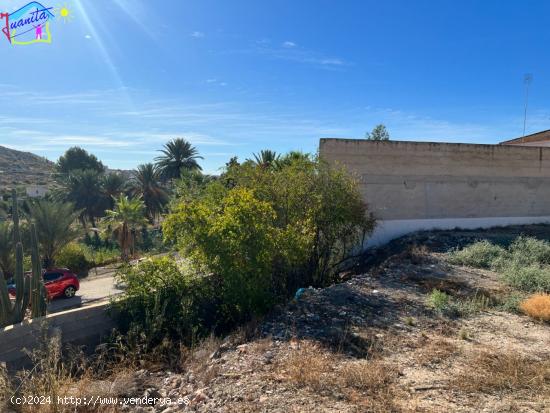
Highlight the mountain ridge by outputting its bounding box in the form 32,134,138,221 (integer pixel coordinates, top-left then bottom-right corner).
0,145,56,193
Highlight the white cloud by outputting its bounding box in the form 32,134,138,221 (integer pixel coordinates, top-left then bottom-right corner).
225,43,350,69
84,34,92,39
46,135,133,147
319,58,344,66
190,31,204,38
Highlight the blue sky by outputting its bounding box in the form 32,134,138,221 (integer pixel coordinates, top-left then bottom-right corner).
2,0,550,173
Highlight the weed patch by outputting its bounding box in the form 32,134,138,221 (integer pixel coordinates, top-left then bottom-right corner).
276,340,401,412
448,236,550,293
453,350,550,394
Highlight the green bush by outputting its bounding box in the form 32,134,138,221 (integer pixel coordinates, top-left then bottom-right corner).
497,292,526,313
426,289,450,312
501,264,550,293
453,293,492,316
112,257,222,348
56,243,91,276
84,247,120,267
506,236,550,267
449,236,550,293
447,240,505,269
164,187,281,322
163,157,375,323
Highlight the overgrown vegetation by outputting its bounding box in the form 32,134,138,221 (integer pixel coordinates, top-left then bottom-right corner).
114,155,374,348
425,288,493,318
448,236,550,292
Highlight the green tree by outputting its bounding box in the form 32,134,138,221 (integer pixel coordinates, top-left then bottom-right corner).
27,200,81,268
164,155,375,318
276,151,311,169
104,195,148,261
249,149,280,168
59,169,105,227
365,124,390,141
129,164,168,222
155,138,203,182
56,147,105,174
164,187,277,320
102,172,126,210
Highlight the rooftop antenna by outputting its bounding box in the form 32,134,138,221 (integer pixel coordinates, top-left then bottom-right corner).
523,73,533,137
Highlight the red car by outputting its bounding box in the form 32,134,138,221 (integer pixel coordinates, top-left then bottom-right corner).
8,268,80,300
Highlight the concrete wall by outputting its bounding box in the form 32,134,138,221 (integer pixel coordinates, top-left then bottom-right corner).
319,139,550,246
0,302,115,370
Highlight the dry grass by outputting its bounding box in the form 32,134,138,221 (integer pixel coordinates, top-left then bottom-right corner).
2,329,125,413
520,293,550,321
340,360,397,390
416,336,459,365
453,350,550,395
401,244,431,265
276,340,337,392
179,334,222,386
276,340,402,412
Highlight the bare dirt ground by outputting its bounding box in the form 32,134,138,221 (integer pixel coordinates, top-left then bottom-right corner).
8,227,549,413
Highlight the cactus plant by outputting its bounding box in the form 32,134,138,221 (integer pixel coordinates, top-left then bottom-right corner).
0,190,47,327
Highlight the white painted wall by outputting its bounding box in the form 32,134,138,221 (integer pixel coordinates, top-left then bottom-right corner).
366,216,550,247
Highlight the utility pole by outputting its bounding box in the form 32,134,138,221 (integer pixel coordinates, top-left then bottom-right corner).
523,73,533,137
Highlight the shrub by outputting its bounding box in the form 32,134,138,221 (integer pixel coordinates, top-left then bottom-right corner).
453,292,492,316
163,157,375,323
449,236,550,293
426,289,449,312
507,236,550,267
497,292,526,313
86,247,120,267
113,257,223,349
56,243,91,276
520,294,550,321
501,264,550,293
164,188,278,322
447,240,505,269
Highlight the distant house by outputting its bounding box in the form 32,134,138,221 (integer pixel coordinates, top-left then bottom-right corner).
26,185,48,198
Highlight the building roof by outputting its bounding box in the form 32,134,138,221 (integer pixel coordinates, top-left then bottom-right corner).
500,129,550,146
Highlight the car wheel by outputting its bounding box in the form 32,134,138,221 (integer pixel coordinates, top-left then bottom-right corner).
63,286,76,298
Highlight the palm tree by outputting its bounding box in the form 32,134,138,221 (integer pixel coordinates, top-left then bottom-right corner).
155,138,203,182
129,164,168,222
102,172,126,210
250,149,280,168
104,195,147,261
58,169,104,227
276,151,312,169
27,200,81,268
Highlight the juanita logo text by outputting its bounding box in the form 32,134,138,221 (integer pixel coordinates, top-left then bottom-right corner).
1,1,72,46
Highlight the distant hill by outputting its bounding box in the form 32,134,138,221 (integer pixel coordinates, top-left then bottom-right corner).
0,145,56,193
